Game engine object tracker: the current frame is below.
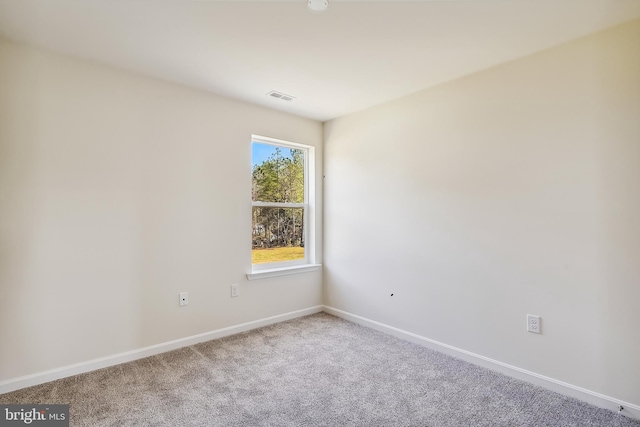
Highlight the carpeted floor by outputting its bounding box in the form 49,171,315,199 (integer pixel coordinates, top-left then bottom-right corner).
1,313,638,426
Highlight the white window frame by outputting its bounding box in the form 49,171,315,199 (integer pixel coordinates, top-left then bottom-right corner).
248,135,319,279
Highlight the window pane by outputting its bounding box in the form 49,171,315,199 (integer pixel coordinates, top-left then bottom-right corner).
251,142,304,203
252,207,304,264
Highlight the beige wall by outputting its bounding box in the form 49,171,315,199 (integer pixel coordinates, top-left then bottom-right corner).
0,39,323,382
1,17,639,409
324,20,640,405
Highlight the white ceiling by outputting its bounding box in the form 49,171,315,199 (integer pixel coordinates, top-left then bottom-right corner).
1,0,639,122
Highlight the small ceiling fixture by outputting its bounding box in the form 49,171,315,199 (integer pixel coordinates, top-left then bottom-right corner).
267,90,296,102
308,0,328,13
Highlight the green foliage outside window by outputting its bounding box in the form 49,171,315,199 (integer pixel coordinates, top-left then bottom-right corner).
252,145,305,259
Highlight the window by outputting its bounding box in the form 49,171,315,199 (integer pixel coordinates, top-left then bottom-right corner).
250,135,317,276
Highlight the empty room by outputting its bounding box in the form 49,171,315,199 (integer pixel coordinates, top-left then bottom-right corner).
0,0,639,425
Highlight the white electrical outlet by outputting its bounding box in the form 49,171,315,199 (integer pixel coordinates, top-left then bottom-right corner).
179,292,189,306
527,314,541,334
231,284,239,298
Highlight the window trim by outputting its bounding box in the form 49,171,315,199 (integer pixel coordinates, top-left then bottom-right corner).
249,135,316,277
246,263,322,281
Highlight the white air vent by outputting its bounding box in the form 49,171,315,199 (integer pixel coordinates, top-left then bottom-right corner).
267,91,296,102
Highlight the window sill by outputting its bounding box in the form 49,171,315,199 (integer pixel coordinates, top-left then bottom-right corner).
246,264,322,281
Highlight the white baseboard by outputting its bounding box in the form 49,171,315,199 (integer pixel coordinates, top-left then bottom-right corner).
0,305,323,395
322,305,640,422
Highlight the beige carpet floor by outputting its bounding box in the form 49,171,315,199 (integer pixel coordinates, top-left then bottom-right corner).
1,313,638,426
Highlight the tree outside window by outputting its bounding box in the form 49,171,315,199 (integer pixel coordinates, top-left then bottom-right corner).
251,139,308,266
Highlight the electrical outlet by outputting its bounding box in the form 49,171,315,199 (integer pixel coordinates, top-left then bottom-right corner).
179,292,189,306
527,314,541,334
231,284,239,298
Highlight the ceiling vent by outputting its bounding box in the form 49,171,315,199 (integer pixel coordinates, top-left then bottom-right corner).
267,91,296,102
